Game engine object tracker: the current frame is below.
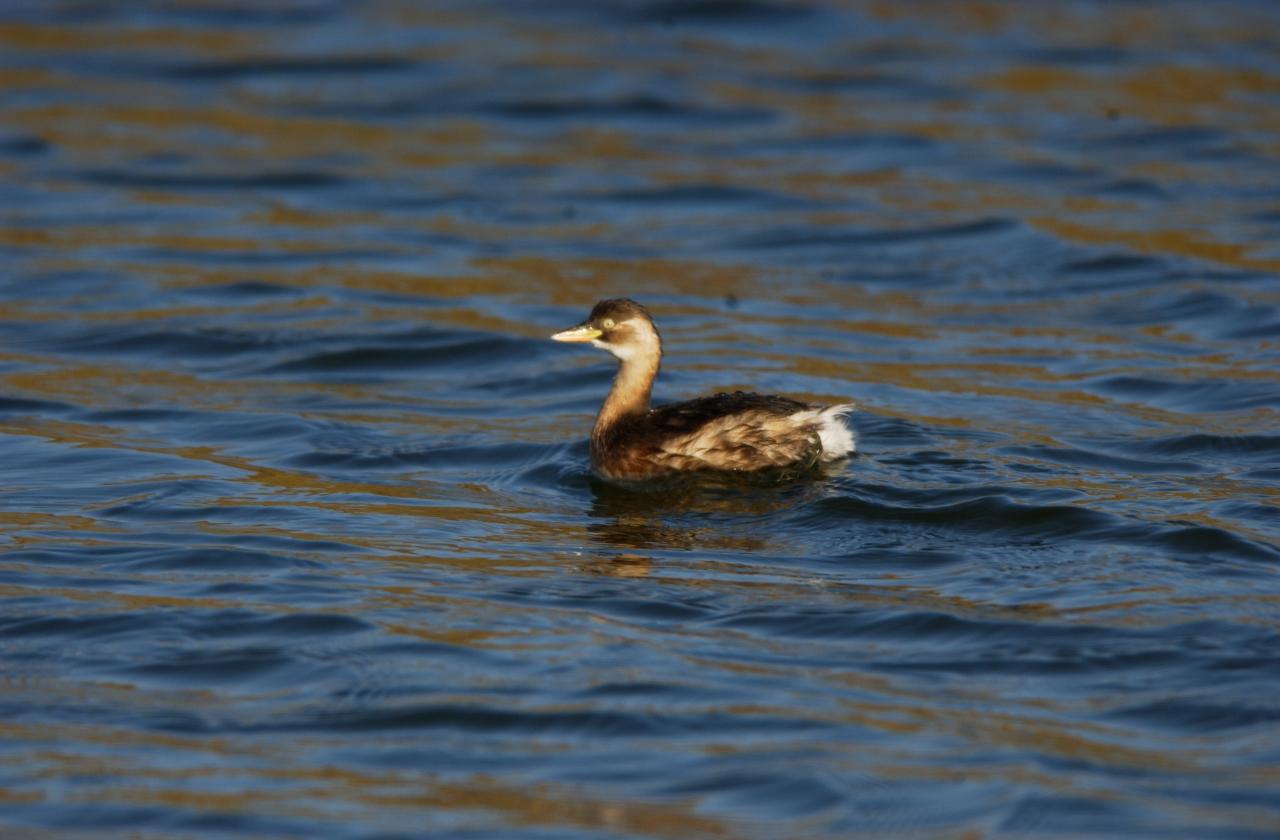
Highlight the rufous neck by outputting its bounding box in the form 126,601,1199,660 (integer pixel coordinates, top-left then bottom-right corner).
593,353,658,441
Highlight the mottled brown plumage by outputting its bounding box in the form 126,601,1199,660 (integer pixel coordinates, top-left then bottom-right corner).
552,298,855,481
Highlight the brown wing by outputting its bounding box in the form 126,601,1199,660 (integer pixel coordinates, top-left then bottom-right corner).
647,391,811,434
614,391,822,475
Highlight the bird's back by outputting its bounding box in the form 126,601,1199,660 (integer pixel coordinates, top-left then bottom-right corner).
593,391,847,479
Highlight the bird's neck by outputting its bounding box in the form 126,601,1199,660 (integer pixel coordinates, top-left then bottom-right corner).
592,350,659,445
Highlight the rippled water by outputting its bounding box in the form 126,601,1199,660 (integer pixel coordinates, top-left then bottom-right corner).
3,2,1279,837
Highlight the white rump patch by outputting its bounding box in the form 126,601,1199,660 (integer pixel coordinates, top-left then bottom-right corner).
791,404,856,460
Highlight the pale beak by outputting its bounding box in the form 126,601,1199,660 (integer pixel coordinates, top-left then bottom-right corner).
550,324,602,342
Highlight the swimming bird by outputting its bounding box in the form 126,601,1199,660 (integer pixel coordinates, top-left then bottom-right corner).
551,299,855,480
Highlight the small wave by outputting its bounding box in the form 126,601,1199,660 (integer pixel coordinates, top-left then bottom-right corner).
836,546,966,570
1088,376,1280,412
229,702,826,738
1093,289,1237,325
482,95,774,125
18,545,325,572
739,217,1017,250
803,494,1113,541
847,415,938,447
760,72,962,100
1120,433,1280,459
1057,253,1165,275
1110,697,1280,732
1021,45,1130,66
1003,444,1204,475
53,326,287,360
2,609,367,641
0,612,160,640
161,56,415,80
259,335,535,377
0,134,51,156
183,280,302,299
476,365,614,399
740,131,939,154
573,680,719,699
1099,125,1227,150
188,610,373,639
126,247,392,266
654,766,848,821
74,169,346,191
146,3,337,26
802,493,1280,566
578,184,801,207
632,0,817,25
0,396,75,415
117,646,312,687
79,408,199,428
1088,178,1171,198
715,605,984,640
1150,524,1279,567
1226,319,1280,340
1087,288,1280,340
287,440,555,472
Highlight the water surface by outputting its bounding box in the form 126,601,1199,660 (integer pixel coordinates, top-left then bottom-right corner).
2,1,1279,837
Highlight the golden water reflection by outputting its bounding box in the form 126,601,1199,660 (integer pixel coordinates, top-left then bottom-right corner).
2,1,1278,837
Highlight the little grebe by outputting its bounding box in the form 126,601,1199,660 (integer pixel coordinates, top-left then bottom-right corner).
552,299,855,480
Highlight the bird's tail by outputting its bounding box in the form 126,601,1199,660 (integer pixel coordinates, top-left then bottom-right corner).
815,403,856,460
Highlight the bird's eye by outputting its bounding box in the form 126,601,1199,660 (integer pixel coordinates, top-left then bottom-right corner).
601,318,615,329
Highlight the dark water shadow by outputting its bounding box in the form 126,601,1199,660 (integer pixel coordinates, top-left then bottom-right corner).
583,464,844,555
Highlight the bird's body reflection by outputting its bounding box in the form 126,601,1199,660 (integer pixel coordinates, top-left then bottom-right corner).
581,469,842,575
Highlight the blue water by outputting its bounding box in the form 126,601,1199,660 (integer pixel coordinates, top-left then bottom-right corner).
2,1,1279,837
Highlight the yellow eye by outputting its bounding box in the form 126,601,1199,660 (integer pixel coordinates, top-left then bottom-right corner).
601,318,615,329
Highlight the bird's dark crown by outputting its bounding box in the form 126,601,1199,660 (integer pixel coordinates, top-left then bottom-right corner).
586,298,652,328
